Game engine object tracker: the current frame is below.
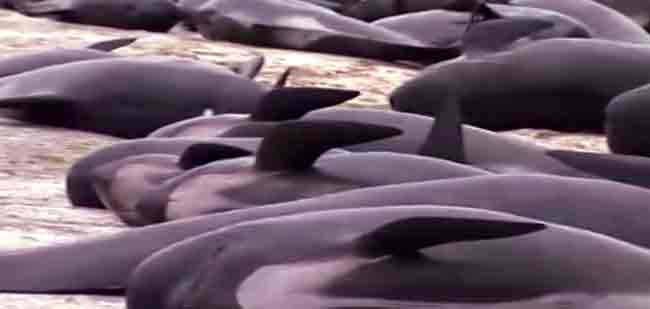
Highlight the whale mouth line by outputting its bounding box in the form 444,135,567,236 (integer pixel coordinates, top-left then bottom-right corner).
174,207,239,219
109,208,156,226
201,207,238,215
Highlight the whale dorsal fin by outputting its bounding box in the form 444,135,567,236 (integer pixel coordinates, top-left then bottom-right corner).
464,1,502,33
419,98,466,164
273,67,294,88
178,143,253,169
250,88,359,121
255,120,402,171
85,37,138,52
228,53,265,79
357,217,545,258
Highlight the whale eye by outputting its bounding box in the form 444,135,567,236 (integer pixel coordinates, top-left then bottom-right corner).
179,244,229,309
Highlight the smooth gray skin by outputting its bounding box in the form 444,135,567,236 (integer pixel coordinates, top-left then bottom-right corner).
175,0,209,10
306,108,596,176
240,175,650,248
546,150,650,189
0,57,269,138
89,147,348,225
90,154,186,226
147,81,361,137
193,0,423,45
512,0,650,44
144,108,650,190
66,137,261,209
391,38,650,131
173,0,209,30
131,151,488,223
127,206,650,309
593,0,650,28
372,4,591,47
484,4,592,41
16,0,181,32
190,0,461,63
606,83,650,157
0,0,13,8
372,10,471,46
300,0,346,10
144,108,595,177
176,0,350,12
148,84,362,138
148,114,258,138
0,38,135,78
341,0,507,21
5,175,650,293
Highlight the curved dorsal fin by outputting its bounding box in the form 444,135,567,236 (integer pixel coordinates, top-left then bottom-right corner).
228,53,265,79
419,98,466,164
85,37,138,51
178,143,253,169
464,1,502,33
357,217,545,258
255,120,402,171
274,67,294,88
250,87,359,121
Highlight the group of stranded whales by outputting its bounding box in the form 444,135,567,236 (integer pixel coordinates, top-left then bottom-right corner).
0,38,360,138
1,0,649,63
3,0,650,151
68,98,650,226
7,0,650,308
7,176,650,308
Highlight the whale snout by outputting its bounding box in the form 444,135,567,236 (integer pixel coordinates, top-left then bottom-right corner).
389,84,418,113
134,185,174,225
90,174,151,226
